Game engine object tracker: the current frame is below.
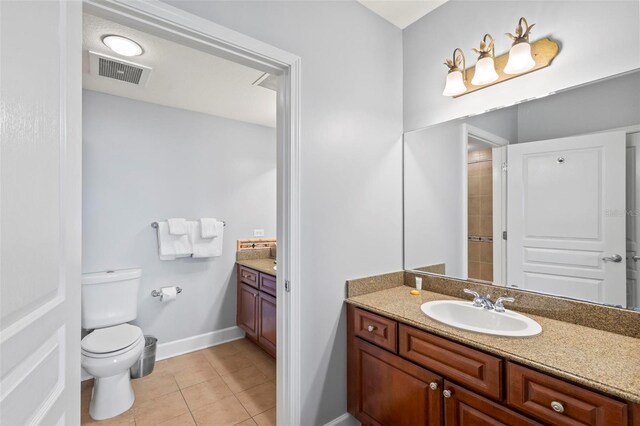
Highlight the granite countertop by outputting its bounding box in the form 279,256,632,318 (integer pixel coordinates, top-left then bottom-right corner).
236,258,276,276
347,286,640,404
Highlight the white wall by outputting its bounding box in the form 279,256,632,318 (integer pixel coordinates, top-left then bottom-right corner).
163,1,404,424
403,1,640,131
82,90,276,344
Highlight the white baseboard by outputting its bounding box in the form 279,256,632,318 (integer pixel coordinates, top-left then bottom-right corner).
81,326,245,381
324,413,360,426
156,326,245,360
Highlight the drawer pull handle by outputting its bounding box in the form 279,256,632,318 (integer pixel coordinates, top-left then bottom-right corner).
443,389,453,398
429,382,438,390
550,401,565,413
367,325,377,332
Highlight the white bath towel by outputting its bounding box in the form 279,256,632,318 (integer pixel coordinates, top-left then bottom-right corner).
157,221,192,260
200,218,220,238
167,218,188,235
190,221,224,258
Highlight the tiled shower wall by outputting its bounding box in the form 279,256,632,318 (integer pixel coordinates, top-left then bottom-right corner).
468,149,493,282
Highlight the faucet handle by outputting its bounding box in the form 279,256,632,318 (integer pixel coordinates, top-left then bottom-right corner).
464,289,483,307
494,296,515,312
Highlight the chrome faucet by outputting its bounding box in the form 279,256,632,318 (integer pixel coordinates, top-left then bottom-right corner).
464,289,515,312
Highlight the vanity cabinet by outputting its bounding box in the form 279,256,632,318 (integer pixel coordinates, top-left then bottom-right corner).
347,304,633,426
236,265,276,357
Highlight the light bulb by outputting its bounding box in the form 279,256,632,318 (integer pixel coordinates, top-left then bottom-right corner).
442,70,467,96
471,57,499,86
103,35,143,57
504,42,536,74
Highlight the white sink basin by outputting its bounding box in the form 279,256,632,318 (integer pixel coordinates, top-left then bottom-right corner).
421,300,542,337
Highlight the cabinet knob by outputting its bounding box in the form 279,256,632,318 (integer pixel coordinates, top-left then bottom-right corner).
550,401,564,413
429,382,438,390
443,389,453,398
367,325,377,332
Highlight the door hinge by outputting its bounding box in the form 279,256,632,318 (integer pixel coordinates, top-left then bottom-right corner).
502,162,508,172
284,280,291,292
502,231,507,240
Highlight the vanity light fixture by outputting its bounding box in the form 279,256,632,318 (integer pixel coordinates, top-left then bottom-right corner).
441,17,559,98
442,48,468,97
471,34,499,86
102,35,143,57
504,17,537,74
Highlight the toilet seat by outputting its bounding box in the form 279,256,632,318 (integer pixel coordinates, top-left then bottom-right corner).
82,324,143,358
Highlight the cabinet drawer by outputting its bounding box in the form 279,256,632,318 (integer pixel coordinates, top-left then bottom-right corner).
443,381,543,426
352,308,398,353
259,273,276,297
506,362,628,426
239,266,259,288
399,324,503,400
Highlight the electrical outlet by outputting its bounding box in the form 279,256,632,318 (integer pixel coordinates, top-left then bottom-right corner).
254,229,265,237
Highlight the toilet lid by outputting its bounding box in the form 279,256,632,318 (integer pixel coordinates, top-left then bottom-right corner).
81,324,143,354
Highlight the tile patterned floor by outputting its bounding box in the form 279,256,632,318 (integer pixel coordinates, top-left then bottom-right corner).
81,338,276,426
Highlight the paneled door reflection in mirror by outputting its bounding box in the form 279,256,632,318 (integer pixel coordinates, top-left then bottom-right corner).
404,70,640,310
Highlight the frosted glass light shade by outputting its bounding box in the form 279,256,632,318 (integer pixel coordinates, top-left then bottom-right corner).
442,71,467,96
103,35,143,57
471,57,499,86
504,42,536,74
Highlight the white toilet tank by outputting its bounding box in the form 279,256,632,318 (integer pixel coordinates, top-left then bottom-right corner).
82,269,141,329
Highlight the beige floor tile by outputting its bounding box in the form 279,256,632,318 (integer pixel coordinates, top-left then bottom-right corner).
253,360,276,381
204,342,240,359
132,372,179,403
155,412,196,426
235,382,276,417
181,376,234,412
231,339,262,355
234,419,257,426
168,352,212,373
191,395,251,426
152,359,173,375
207,352,254,375
82,379,95,393
134,391,189,426
243,349,273,366
220,365,269,393
174,362,219,389
253,407,276,426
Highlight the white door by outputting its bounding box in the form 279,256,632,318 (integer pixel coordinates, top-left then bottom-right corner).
626,133,640,310
0,1,82,425
507,131,626,306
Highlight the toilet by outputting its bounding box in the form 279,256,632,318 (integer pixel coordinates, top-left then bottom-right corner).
81,269,145,420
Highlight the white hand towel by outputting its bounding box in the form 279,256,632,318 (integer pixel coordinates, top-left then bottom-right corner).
200,218,219,238
168,218,188,235
157,221,192,260
190,221,224,258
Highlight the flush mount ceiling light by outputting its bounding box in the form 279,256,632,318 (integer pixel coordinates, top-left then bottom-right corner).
442,48,467,96
102,35,143,57
441,17,559,98
471,34,499,86
504,17,536,74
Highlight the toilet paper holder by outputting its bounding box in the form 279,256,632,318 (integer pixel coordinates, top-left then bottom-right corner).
151,287,182,299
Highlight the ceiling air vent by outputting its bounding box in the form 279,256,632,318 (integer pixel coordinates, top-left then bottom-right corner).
89,51,151,86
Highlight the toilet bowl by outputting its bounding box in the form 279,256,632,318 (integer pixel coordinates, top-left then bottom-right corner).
81,269,143,420
82,323,145,420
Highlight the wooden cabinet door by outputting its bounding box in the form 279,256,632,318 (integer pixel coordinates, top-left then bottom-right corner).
443,381,543,426
258,292,277,357
237,283,259,339
348,337,442,426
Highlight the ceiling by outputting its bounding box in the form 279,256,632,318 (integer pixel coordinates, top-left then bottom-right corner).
82,13,276,128
357,0,448,29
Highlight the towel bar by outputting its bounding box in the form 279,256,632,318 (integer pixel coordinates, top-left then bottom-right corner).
151,220,225,228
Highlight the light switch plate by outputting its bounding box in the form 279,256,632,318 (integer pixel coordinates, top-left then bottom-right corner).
254,229,265,237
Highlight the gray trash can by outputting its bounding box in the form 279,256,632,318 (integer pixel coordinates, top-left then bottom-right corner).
131,336,157,379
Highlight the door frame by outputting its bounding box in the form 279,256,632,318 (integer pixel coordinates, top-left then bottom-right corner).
81,1,302,424
461,124,509,285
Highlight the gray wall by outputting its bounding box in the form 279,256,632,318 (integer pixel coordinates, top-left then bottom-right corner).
164,1,404,424
82,90,276,343
404,1,640,131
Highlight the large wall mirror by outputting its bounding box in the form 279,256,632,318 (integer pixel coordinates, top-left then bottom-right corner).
404,69,640,310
